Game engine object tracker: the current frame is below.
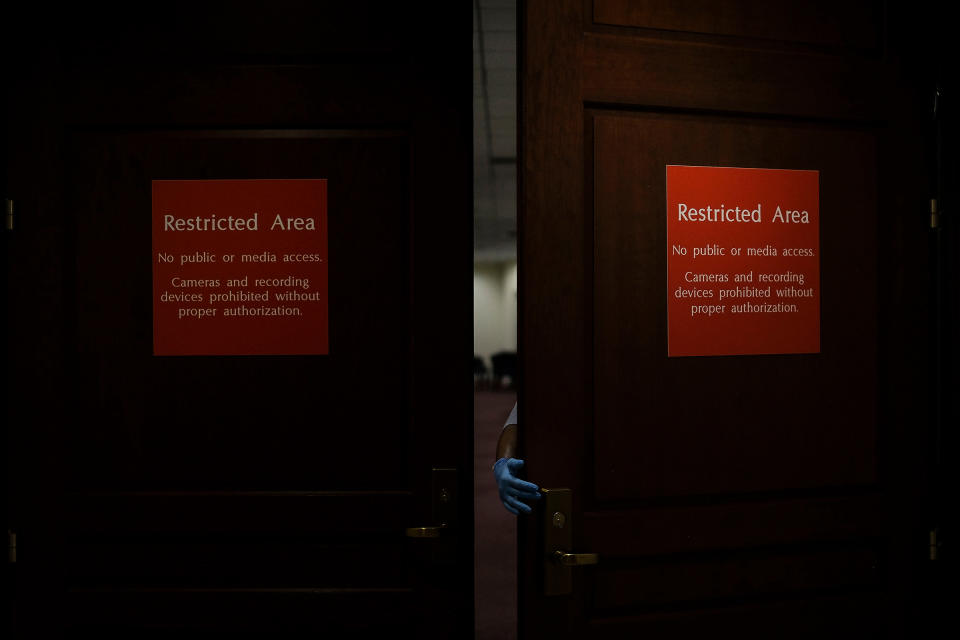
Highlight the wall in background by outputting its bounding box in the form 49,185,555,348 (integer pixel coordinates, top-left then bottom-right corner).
474,260,517,369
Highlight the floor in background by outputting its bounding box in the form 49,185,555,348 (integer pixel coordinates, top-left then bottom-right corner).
474,390,518,640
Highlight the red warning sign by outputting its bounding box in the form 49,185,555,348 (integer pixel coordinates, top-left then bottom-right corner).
152,179,328,356
666,166,819,357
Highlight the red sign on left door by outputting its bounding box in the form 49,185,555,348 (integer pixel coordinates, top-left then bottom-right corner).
152,179,329,356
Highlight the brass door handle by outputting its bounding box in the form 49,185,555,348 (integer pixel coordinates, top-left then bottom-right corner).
405,525,446,538
553,550,599,566
543,488,600,596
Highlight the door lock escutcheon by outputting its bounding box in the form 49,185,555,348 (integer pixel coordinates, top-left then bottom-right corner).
542,488,598,596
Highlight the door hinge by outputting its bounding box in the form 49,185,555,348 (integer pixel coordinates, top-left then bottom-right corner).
8,530,15,564
930,528,940,561
930,527,940,560
930,198,940,229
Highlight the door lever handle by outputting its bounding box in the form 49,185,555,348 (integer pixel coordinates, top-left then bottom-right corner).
406,468,458,539
553,550,599,566
543,488,600,595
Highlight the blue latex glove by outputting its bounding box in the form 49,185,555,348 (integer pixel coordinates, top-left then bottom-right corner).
493,458,541,515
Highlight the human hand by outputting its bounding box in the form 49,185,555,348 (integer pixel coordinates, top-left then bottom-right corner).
493,457,541,515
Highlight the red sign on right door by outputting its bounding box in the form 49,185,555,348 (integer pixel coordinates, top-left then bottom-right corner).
666,165,820,357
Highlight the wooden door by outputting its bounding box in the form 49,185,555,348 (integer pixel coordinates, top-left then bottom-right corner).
519,1,934,637
5,3,472,638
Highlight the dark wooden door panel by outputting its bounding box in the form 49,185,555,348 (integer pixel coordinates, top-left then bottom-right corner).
592,0,883,52
65,531,412,588
66,588,419,637
583,494,886,556
521,1,931,638
582,33,883,121
586,593,885,639
67,130,410,490
592,111,879,502
590,543,881,613
6,4,472,637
